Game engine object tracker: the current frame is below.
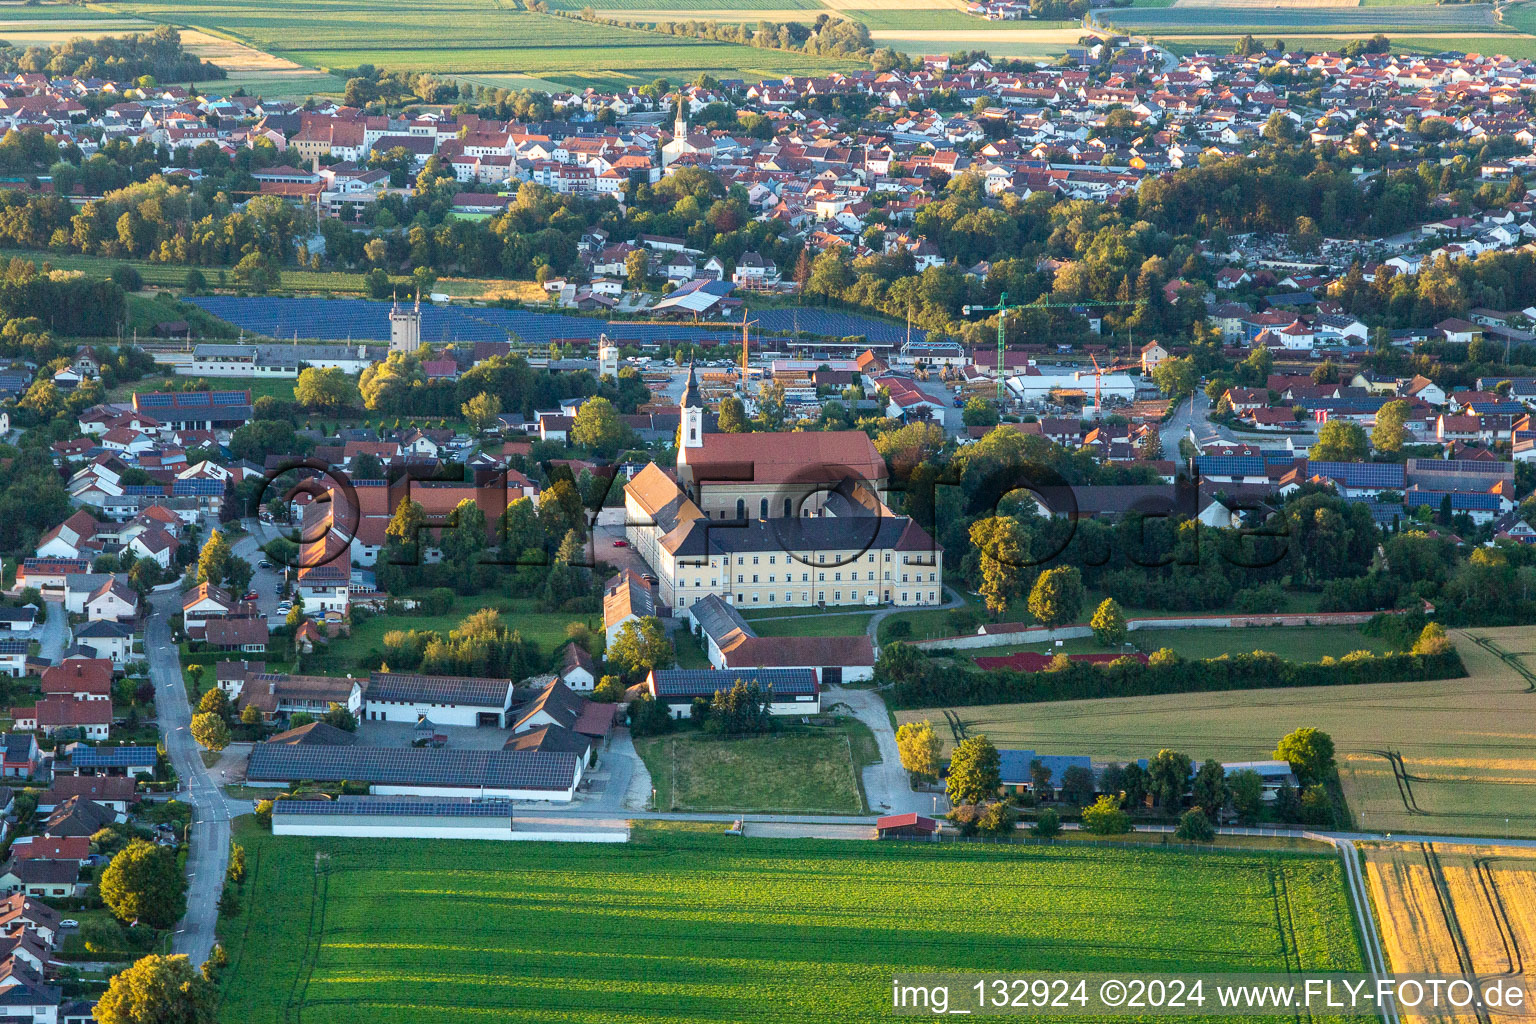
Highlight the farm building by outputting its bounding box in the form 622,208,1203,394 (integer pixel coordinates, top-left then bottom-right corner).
644,668,820,718
997,750,1094,796
271,795,516,840
687,594,875,683
362,671,516,727
876,813,938,839
245,743,584,802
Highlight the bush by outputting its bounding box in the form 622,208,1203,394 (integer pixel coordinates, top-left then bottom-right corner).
885,618,912,639
1080,795,1132,835
1173,808,1215,842
1032,807,1061,839
887,647,1465,710
254,799,273,829
111,264,143,291
419,588,456,616
976,801,1016,837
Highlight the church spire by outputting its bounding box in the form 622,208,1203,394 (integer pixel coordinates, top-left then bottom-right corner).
681,357,702,409
674,90,688,139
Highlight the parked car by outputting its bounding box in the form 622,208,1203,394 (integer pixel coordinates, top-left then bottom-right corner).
244,591,259,601
59,920,78,929
612,539,628,547
258,560,273,569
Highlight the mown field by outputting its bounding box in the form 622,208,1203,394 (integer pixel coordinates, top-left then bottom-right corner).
1129,624,1392,662
637,720,877,813
898,627,1536,839
1101,2,1499,30
216,820,1368,1024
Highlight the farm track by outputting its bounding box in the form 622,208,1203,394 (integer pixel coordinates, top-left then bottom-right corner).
1470,855,1523,978
1338,839,1399,1024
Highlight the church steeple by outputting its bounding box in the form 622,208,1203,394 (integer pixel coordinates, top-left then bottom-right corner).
681,358,704,449
674,91,688,140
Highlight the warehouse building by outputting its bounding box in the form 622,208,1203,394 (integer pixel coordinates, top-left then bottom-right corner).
643,667,820,718
362,671,516,727
245,743,584,802
271,795,516,840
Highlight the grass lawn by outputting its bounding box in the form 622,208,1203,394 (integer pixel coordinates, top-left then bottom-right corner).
215,818,1366,1024
300,594,598,675
1129,625,1392,661
746,611,873,637
636,719,877,814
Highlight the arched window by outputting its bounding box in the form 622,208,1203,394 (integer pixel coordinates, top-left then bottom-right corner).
736,498,745,519
759,498,768,518
784,497,792,517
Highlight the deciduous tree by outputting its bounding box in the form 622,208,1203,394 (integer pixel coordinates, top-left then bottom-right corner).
94,954,215,1024
895,719,943,782
945,734,1000,806
100,841,186,929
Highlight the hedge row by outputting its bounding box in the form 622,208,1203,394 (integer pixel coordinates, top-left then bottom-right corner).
886,649,1466,709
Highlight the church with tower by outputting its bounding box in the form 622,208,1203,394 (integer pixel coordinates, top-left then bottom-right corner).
661,93,716,168
621,361,941,613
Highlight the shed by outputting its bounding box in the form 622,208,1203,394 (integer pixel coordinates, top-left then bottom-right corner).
876,813,938,839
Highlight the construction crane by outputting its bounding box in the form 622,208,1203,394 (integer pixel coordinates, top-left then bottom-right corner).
960,296,1145,405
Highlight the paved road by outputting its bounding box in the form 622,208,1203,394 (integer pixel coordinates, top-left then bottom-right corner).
229,528,287,624
146,588,229,968
826,685,946,818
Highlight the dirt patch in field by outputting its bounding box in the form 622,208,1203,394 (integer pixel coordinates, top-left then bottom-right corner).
178,29,315,75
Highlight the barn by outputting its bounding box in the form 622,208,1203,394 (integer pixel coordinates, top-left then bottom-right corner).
362,671,516,727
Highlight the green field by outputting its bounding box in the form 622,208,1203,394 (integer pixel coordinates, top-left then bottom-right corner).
1129,625,1392,662
746,611,874,637
1101,3,1499,31
301,594,599,675
637,720,877,813
102,0,857,86
900,626,1536,839
217,819,1367,1024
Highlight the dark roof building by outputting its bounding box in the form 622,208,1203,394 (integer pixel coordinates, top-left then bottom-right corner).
245,743,583,800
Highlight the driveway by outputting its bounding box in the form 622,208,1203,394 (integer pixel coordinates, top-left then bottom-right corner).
35,601,66,664
229,526,287,623
825,685,946,818
146,588,229,968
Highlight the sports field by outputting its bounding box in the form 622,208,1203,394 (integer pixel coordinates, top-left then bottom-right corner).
1363,841,1536,1022
898,627,1536,839
216,820,1368,1023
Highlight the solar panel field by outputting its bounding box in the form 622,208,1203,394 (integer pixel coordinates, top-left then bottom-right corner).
216,820,1368,1023
186,295,926,345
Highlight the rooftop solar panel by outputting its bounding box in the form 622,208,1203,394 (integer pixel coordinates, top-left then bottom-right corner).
246,743,579,790
67,745,157,767
272,796,515,817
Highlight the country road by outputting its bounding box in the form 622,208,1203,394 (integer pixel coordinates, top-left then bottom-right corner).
147,587,229,968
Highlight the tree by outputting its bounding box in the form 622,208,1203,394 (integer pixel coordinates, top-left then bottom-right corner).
195,688,229,721
1032,807,1062,838
570,396,623,455
461,391,502,433
322,701,357,731
1312,419,1368,462
1371,399,1409,453
755,379,788,431
190,712,230,752
1174,807,1216,842
592,674,627,702
94,954,216,1024
607,616,672,678
946,734,1001,806
293,367,356,412
1059,763,1096,806
624,248,650,291
1274,727,1335,787
100,840,187,929
717,395,749,433
196,530,232,588
1412,621,1453,656
1229,768,1264,824
961,397,998,428
1122,762,1149,807
1028,566,1083,630
1151,355,1198,398
1147,748,1193,809
239,703,261,727
1080,794,1132,835
970,516,1028,617
1191,758,1227,817
1089,597,1126,647
895,719,943,782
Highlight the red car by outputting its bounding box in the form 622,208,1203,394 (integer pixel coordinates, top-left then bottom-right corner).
244,592,259,601
612,539,628,547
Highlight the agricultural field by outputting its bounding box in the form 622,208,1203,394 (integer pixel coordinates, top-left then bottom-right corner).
98,0,859,87
898,627,1536,839
1099,2,1500,31
1363,841,1536,1023
636,719,877,813
216,819,1368,1024
745,610,874,636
